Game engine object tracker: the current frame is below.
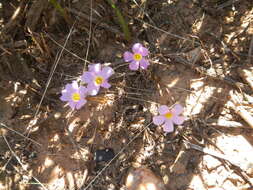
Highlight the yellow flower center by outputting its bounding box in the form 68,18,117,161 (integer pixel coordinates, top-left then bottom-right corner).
165,112,173,119
133,53,142,61
72,93,81,102
95,76,103,85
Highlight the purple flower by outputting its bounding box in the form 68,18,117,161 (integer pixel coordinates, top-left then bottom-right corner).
123,43,149,70
81,63,114,96
153,104,185,133
60,81,88,110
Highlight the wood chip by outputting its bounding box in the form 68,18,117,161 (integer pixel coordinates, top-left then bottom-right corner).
230,91,253,129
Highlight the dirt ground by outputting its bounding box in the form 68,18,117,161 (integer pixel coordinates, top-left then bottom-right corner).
0,0,253,190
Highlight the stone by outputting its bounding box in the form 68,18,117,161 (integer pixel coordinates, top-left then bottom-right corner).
125,167,166,190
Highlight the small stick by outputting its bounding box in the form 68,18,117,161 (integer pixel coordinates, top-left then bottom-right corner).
230,92,253,129
67,8,123,36
183,140,249,173
232,105,253,129
237,35,253,91
248,35,253,65
0,122,41,146
238,67,253,91
217,0,240,10
2,135,48,190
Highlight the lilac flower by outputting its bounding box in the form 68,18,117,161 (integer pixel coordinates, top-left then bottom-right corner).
81,63,114,96
153,104,185,133
60,81,88,110
123,43,149,70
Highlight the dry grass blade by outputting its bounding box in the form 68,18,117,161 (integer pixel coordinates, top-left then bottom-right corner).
229,91,253,129
0,122,41,146
83,0,93,72
2,135,49,190
45,32,87,62
248,36,253,65
131,0,155,25
67,8,123,36
34,23,76,119
217,0,240,10
135,18,200,45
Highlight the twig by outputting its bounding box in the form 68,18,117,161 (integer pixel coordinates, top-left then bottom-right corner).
183,140,251,174
1,0,28,34
217,0,240,10
33,23,76,118
170,55,251,93
230,92,253,129
67,8,123,37
0,122,41,146
0,45,12,55
2,135,49,190
135,18,200,45
247,35,253,65
237,66,253,91
131,0,155,25
83,0,93,72
44,32,88,62
32,0,93,128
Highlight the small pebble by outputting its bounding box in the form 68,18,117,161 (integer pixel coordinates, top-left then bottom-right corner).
125,167,166,190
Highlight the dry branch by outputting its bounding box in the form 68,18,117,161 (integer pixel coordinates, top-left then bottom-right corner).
230,91,253,129
238,66,253,92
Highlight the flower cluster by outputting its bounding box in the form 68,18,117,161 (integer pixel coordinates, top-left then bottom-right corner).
60,63,114,110
81,64,114,96
60,43,185,133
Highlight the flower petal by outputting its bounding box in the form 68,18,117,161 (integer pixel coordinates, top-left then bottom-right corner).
75,99,87,110
60,91,71,101
101,66,114,79
140,58,149,70
81,72,94,84
71,81,79,90
124,51,134,62
132,43,143,53
79,86,88,96
158,105,169,115
153,115,165,125
65,83,74,91
129,61,139,70
171,104,184,115
163,120,174,133
87,83,100,96
139,46,149,56
88,63,101,73
68,101,76,110
101,81,111,88
172,115,185,125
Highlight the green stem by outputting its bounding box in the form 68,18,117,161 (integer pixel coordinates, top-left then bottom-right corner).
49,0,72,25
106,0,131,41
